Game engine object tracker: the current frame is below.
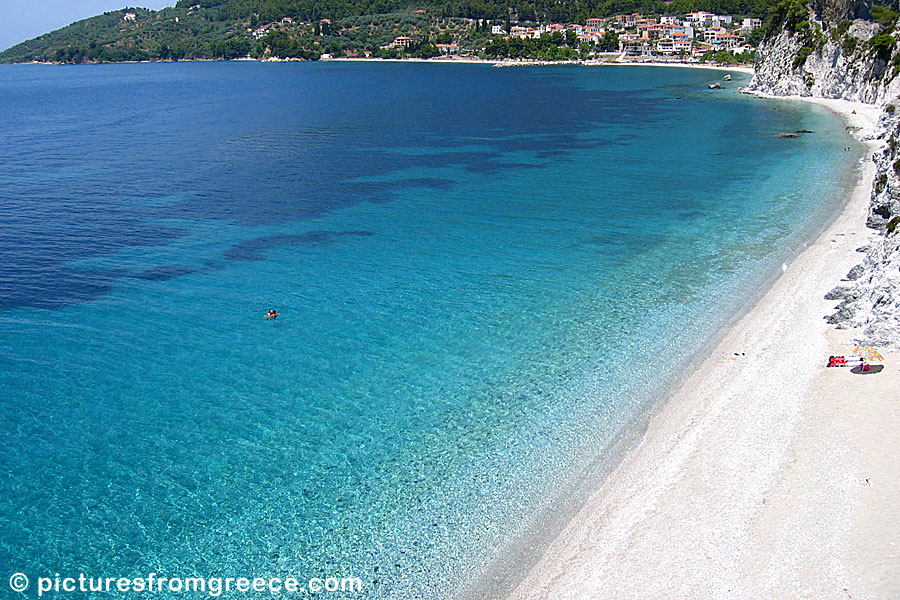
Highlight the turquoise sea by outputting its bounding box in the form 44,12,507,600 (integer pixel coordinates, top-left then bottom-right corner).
0,62,860,598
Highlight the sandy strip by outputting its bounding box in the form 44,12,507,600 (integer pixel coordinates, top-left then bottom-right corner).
583,61,754,75
504,101,899,599
329,57,754,74
330,57,493,64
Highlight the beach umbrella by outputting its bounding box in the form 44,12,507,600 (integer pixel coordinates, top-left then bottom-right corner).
852,346,885,361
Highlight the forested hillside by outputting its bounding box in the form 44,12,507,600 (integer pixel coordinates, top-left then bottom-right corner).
0,0,781,63
201,0,780,22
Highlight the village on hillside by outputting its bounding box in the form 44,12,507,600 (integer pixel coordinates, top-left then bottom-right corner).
0,4,768,65
494,12,760,59
246,9,763,62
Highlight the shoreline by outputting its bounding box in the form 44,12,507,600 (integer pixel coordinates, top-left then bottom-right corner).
3,57,753,74
330,57,754,74
501,97,899,599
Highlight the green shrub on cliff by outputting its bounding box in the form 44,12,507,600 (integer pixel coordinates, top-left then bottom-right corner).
784,0,810,32
793,43,815,67
832,20,852,42
761,0,811,41
886,216,900,234
871,33,896,61
871,5,899,28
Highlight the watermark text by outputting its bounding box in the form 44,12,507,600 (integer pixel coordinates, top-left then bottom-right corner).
8,572,362,597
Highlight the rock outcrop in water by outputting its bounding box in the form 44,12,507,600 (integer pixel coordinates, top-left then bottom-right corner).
744,0,900,347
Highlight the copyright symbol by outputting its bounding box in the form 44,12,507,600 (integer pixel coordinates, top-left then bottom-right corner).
9,572,29,592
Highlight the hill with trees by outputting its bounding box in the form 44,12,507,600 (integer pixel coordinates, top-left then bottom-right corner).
0,0,782,64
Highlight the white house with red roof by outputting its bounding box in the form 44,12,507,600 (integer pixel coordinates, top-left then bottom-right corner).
686,12,715,27
585,17,604,33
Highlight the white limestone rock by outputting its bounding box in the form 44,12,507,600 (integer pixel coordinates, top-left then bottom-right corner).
747,20,895,102
746,16,900,348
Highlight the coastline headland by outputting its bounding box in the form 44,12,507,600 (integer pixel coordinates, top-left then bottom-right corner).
499,89,899,599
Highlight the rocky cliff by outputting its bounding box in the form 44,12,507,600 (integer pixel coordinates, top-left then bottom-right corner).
745,1,900,348
810,0,871,22
825,107,900,347
748,20,893,101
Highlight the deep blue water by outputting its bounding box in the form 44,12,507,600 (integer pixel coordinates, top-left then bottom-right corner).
0,62,859,598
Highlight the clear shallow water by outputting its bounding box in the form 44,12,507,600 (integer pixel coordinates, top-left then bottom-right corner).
0,62,858,598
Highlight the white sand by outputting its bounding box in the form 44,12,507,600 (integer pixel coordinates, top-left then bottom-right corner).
330,57,754,74
584,61,754,75
504,101,900,599
331,57,493,64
